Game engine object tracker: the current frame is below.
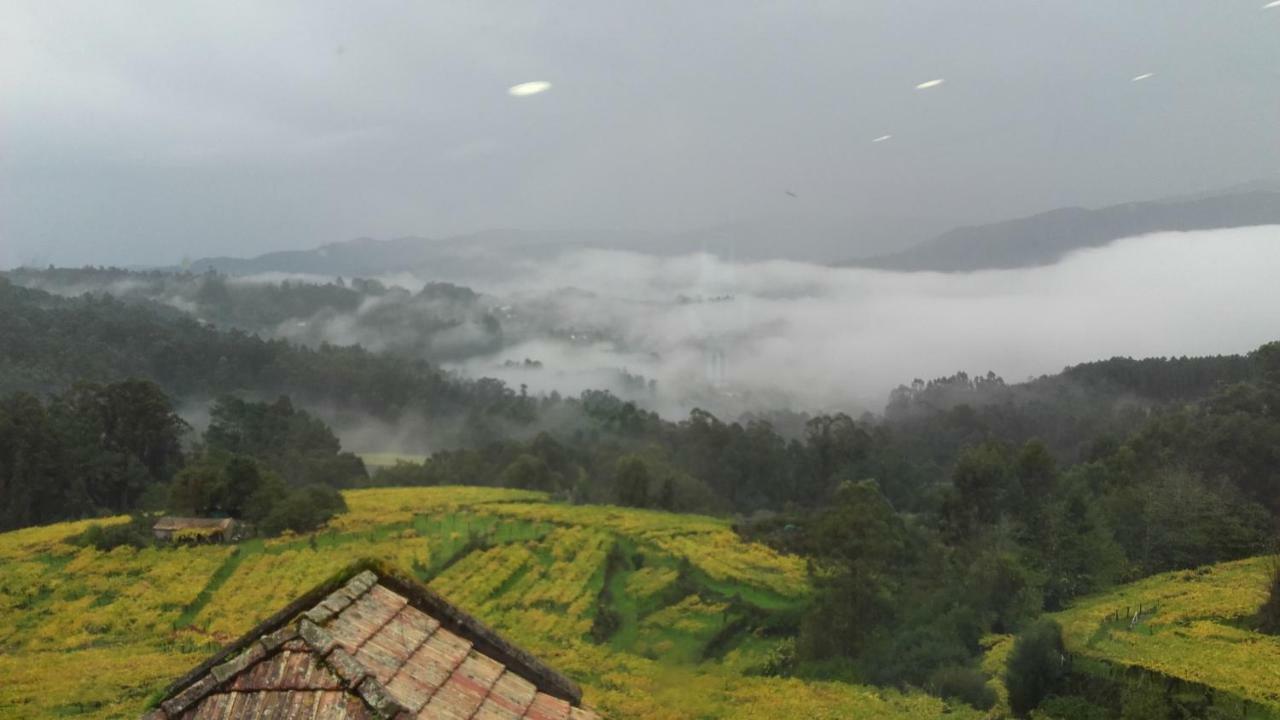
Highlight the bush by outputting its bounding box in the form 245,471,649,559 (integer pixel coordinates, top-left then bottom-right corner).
615,455,651,508
756,638,798,677
590,606,621,643
75,515,155,551
499,454,560,492
1119,677,1169,720
257,485,346,536
1005,619,1068,717
1037,695,1109,720
372,460,434,487
927,665,996,710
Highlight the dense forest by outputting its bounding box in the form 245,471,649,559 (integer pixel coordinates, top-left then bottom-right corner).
0,383,356,538
0,277,523,431
2,271,1277,716
5,266,503,361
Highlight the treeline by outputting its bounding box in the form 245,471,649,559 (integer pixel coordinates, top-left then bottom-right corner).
0,380,186,530
377,344,1275,520
883,352,1259,465
4,266,501,362
0,382,363,535
766,343,1280,712
0,278,527,437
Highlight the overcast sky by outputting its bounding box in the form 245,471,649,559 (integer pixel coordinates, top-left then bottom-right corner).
2,1,1278,268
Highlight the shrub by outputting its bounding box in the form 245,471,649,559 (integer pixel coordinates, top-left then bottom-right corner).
1119,677,1169,720
590,606,621,643
927,665,996,711
1037,695,1109,720
756,637,798,677
372,460,434,487
74,515,155,551
257,485,346,536
1005,619,1067,717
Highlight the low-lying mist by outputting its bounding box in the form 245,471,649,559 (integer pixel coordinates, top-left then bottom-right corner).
12,226,1278,434
451,225,1280,417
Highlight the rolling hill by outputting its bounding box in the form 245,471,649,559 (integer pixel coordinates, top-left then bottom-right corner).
180,187,1280,281
1050,555,1280,716
182,215,936,280
977,554,1280,719
0,487,977,720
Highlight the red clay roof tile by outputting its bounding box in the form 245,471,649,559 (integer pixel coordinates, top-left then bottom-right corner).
146,566,600,720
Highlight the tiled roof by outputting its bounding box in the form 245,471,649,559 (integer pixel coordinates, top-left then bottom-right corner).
144,565,601,720
153,517,237,531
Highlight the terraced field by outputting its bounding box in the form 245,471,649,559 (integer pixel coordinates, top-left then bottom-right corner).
0,487,976,719
1051,555,1280,714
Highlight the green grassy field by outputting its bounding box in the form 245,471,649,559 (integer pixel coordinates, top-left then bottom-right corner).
0,487,977,719
357,452,431,471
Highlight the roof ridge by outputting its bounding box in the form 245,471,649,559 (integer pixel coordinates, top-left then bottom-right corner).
372,567,584,704
148,618,412,720
144,560,595,718
302,569,378,626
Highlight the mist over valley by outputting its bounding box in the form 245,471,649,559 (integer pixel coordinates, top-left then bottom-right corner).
13,223,1280,429
6,3,1280,717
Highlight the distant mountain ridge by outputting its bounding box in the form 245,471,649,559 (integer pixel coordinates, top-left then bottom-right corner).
186,229,603,281
850,190,1280,272
182,215,945,280
184,187,1280,279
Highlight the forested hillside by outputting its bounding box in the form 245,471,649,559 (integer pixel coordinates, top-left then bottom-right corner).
5,267,504,361
3,273,1280,718
0,278,501,423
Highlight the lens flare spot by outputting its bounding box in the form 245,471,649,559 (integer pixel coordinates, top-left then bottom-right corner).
508,81,552,97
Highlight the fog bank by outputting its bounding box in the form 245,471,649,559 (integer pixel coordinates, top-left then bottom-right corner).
452,226,1280,415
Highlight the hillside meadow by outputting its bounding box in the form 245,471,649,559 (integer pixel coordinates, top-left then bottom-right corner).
0,487,977,720
1050,555,1280,714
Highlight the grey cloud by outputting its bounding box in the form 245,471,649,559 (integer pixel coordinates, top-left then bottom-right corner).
3,2,1279,268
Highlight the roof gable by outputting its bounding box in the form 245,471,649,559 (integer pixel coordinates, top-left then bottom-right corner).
144,561,599,720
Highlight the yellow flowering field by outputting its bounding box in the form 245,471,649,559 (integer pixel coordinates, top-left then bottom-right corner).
0,645,209,720
1050,555,1280,711
432,527,613,640
0,543,231,652
331,485,546,531
482,500,808,603
194,542,429,639
536,641,982,720
0,515,128,561
625,565,679,600
978,634,1013,719
0,486,973,719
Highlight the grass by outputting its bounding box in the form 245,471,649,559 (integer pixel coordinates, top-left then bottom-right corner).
357,452,430,470
0,487,976,720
